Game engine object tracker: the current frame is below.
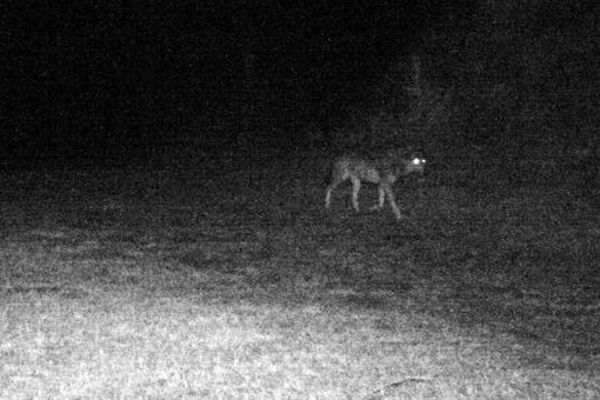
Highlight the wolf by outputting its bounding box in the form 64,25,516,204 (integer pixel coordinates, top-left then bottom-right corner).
325,149,426,220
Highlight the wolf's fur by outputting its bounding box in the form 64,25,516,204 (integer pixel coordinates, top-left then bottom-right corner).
325,149,425,220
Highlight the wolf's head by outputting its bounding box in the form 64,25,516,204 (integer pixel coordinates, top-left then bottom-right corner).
404,155,426,175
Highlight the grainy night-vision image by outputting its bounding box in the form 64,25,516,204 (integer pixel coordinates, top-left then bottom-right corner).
1,1,599,399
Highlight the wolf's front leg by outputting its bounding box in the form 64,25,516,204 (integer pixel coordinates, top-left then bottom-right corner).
383,185,402,220
350,176,361,212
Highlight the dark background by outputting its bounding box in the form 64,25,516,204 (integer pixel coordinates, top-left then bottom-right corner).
2,0,599,169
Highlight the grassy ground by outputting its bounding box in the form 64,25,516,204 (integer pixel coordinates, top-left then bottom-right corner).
0,152,599,399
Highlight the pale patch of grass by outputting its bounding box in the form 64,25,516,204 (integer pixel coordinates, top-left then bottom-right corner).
1,238,598,400
0,288,594,399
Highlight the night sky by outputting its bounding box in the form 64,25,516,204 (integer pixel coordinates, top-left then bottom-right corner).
2,1,598,166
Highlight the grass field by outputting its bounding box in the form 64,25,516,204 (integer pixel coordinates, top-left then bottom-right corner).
1,151,599,399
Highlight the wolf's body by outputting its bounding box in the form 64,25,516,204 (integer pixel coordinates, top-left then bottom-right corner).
325,149,425,220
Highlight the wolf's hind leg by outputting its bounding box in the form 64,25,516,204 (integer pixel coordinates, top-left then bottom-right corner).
350,176,361,212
